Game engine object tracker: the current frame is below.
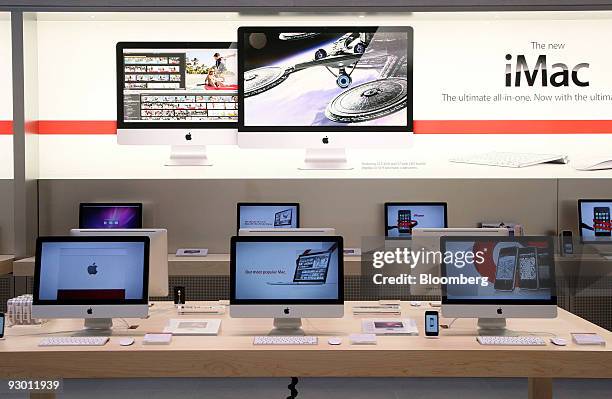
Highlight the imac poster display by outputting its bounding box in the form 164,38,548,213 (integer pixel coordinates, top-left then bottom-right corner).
442,238,555,301
579,200,612,242
239,27,412,129
385,203,447,238
233,241,340,301
238,204,299,230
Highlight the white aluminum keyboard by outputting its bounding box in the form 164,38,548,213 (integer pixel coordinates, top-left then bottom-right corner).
39,336,110,347
450,152,568,168
477,336,546,346
253,336,318,345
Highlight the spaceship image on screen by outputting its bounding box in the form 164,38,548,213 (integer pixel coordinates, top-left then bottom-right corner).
242,28,411,126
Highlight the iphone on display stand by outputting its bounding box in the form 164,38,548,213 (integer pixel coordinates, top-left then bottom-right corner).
425,311,439,338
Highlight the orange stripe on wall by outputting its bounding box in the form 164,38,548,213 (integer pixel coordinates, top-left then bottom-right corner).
5,120,612,135
414,120,612,134
37,120,117,134
0,121,12,134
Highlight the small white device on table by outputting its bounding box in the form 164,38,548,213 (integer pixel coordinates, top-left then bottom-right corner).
361,319,418,335
349,333,377,345
177,304,225,315
164,319,221,336
176,248,208,257
143,333,173,345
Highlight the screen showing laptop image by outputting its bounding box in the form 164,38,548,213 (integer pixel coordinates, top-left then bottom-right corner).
384,202,447,238
579,199,612,243
117,43,238,126
239,27,412,130
34,238,149,303
232,237,342,301
237,203,300,232
441,236,556,302
79,203,143,229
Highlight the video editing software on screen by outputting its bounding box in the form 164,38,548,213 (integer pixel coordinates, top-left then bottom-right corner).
120,47,238,123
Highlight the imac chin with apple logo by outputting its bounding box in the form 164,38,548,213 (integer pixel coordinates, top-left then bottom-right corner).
116,41,239,167
237,26,414,170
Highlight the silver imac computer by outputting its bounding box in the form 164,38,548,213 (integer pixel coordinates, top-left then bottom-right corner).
238,27,413,170
440,236,557,335
237,202,300,232
116,42,238,166
410,227,509,296
32,236,150,332
231,235,344,335
79,203,143,229
70,229,168,297
578,199,612,256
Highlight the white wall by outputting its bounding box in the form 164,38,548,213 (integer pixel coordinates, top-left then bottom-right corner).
0,14,13,179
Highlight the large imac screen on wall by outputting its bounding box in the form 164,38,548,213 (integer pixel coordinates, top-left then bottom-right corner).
238,27,413,131
117,42,238,129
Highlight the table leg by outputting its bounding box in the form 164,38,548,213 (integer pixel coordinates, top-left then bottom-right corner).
528,377,553,399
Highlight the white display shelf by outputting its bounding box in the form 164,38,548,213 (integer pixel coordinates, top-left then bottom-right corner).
37,134,612,179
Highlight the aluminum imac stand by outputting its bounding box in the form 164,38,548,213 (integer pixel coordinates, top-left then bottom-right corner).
270,318,305,336
75,318,114,335
477,318,510,336
299,148,353,170
166,145,213,166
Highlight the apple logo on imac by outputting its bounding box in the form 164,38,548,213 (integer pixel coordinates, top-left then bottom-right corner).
87,262,98,275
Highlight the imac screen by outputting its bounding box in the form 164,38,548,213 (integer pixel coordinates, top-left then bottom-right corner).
233,241,340,300
120,45,238,124
238,204,299,230
240,27,412,129
37,241,147,302
442,238,555,302
385,203,447,238
579,200,612,243
80,204,142,229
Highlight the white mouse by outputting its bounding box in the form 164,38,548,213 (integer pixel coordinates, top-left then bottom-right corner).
550,337,568,346
119,337,135,346
328,337,342,345
410,301,421,307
